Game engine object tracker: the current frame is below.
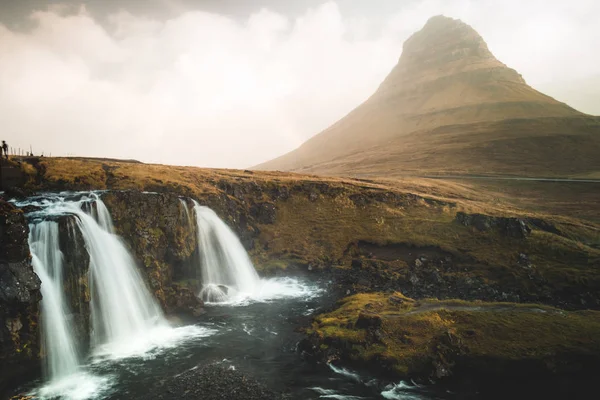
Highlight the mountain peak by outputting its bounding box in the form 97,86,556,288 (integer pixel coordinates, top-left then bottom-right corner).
376,15,525,96
402,15,491,61
254,15,594,178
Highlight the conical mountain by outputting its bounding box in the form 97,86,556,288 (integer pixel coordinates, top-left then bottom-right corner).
255,16,600,178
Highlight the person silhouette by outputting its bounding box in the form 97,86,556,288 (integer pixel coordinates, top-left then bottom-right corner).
1,141,7,160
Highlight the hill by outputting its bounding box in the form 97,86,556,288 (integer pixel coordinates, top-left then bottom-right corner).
254,16,600,178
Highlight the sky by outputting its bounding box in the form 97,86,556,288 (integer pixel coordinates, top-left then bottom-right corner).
1,0,598,168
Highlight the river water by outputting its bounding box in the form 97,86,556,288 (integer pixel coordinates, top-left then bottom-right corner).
13,277,446,400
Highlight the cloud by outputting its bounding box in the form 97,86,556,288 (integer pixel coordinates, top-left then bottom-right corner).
0,1,598,167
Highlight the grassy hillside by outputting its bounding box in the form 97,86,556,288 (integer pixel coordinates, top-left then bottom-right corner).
10,156,598,311
255,16,600,179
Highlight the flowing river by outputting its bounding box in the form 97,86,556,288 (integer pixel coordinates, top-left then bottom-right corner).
9,192,447,400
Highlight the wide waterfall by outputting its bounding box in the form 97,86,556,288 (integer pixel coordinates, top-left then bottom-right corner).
66,198,166,351
28,222,81,381
192,201,261,302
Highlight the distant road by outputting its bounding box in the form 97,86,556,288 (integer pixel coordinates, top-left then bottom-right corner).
421,175,600,184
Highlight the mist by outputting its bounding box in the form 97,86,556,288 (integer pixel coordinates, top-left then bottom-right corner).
1,0,598,167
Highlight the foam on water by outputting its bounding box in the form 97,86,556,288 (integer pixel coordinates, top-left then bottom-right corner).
31,372,113,400
192,202,261,302
328,364,362,383
92,325,216,362
381,381,425,400
205,277,323,306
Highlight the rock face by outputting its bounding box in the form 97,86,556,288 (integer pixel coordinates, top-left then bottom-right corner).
101,191,203,314
0,200,41,392
255,15,600,177
455,212,531,238
57,215,91,350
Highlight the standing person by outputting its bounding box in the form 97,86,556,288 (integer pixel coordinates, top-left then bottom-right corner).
1,141,7,160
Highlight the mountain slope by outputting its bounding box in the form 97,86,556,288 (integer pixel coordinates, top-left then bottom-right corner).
255,16,600,178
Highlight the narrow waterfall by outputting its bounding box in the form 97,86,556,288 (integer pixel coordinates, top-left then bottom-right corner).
66,199,166,348
179,198,194,231
192,201,260,302
28,221,80,381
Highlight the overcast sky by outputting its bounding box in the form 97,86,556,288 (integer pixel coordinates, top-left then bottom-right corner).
1,0,598,167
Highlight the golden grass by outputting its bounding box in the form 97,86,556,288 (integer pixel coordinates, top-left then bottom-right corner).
23,157,600,290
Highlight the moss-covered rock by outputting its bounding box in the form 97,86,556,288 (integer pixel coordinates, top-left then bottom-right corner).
305,292,600,395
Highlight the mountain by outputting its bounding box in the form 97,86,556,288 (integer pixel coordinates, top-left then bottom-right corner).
255,16,600,178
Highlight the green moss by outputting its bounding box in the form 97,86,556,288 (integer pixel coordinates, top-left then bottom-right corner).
312,293,600,379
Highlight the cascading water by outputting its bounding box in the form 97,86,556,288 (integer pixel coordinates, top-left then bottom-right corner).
192,201,261,302
66,197,167,353
18,193,210,399
28,221,81,381
23,193,202,358
179,198,195,231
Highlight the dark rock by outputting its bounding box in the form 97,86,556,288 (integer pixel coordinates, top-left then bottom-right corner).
349,194,369,207
0,200,41,393
268,186,289,201
57,215,91,351
455,212,531,239
355,310,382,329
19,205,42,214
146,363,283,400
526,218,562,236
249,202,277,224
389,295,406,305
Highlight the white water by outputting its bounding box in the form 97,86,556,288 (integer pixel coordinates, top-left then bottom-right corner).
192,202,261,302
381,381,424,400
179,198,195,231
29,221,111,400
328,364,363,383
69,198,166,350
28,222,80,380
190,201,324,304
24,193,209,360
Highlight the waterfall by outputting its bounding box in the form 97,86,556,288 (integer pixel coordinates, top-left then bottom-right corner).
179,198,194,231
192,201,260,302
28,221,81,381
67,199,166,348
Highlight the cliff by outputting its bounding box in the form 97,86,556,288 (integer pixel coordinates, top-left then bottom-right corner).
3,156,600,395
18,157,598,311
0,200,41,392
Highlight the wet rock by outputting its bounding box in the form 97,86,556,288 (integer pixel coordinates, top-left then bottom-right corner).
147,363,283,400
0,200,42,393
19,205,42,214
57,215,91,351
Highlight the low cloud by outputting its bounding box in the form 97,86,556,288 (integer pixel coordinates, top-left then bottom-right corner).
1,1,598,167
